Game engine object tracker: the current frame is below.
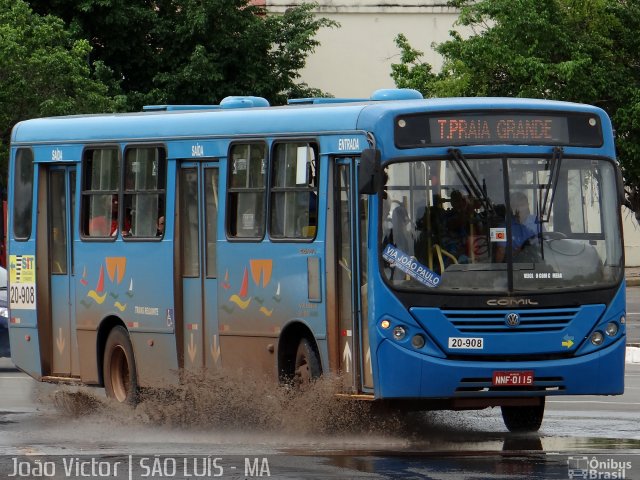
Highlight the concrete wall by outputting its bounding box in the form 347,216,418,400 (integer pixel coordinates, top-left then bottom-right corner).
623,208,640,266
266,0,459,98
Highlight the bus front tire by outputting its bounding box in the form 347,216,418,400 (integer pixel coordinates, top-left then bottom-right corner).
103,326,139,405
294,338,321,385
501,398,545,432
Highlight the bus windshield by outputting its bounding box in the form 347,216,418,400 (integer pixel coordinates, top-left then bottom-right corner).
381,156,622,293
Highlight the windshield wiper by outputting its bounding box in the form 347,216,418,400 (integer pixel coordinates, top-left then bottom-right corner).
540,146,563,223
449,148,494,214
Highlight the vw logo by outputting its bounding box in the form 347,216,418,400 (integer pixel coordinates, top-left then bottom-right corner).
505,312,520,327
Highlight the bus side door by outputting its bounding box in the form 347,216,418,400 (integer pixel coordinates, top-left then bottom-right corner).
44,165,79,376
177,161,220,370
331,157,373,393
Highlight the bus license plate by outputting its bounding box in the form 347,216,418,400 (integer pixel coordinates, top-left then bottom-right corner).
492,371,534,386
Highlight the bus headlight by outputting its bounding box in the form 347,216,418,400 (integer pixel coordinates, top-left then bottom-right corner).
590,331,604,346
380,320,391,329
411,334,425,349
605,322,619,337
392,326,406,341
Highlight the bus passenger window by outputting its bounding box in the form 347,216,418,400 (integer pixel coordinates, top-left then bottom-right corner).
227,143,266,239
12,149,34,240
81,148,119,239
123,147,167,239
270,142,319,240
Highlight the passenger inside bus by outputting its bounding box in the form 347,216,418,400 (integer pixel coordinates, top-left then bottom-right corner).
157,216,165,236
88,195,118,237
495,191,541,262
88,195,132,237
441,190,474,263
391,203,414,255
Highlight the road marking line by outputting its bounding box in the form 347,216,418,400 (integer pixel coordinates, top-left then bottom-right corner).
0,376,30,380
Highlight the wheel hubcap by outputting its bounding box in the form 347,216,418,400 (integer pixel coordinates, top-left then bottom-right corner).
109,345,130,402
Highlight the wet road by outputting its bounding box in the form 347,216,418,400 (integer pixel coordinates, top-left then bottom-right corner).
0,357,638,479
625,286,640,345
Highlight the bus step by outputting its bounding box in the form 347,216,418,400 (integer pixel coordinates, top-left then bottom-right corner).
335,393,376,401
41,375,83,384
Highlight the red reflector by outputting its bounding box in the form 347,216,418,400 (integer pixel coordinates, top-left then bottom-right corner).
492,371,534,386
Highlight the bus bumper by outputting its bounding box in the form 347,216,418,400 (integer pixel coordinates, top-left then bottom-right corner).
375,336,626,400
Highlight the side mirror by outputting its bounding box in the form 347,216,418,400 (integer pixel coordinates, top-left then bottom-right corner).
358,149,382,195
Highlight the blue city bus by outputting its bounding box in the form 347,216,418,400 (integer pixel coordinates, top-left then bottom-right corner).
7,89,626,431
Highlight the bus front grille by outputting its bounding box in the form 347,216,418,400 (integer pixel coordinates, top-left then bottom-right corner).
443,308,580,333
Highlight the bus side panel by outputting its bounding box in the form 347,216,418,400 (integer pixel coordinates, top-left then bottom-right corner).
130,333,180,387
7,149,43,378
9,327,42,379
74,242,179,387
217,242,327,377
7,250,43,377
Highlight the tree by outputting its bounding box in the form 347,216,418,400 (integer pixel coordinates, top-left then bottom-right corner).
0,0,123,190
391,0,640,217
29,0,337,107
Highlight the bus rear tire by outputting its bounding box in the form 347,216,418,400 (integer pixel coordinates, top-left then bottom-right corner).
501,398,545,432
103,326,139,405
294,338,321,385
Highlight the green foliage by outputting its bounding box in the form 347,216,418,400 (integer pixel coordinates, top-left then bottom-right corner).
29,0,337,108
0,0,336,193
390,34,438,96
391,0,640,215
0,0,123,191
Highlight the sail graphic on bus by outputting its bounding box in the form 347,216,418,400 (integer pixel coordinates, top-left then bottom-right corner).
87,265,107,304
229,267,251,310
105,257,126,285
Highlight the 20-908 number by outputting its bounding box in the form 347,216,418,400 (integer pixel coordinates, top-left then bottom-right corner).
10,285,35,306
448,337,484,349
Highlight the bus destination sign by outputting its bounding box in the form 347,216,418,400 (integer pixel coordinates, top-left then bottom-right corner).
395,111,603,148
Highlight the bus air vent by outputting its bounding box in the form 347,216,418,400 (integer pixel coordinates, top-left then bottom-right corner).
443,308,580,333
370,88,423,101
220,96,270,109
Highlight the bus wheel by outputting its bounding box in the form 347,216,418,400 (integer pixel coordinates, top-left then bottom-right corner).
103,326,139,405
501,399,545,432
294,338,321,385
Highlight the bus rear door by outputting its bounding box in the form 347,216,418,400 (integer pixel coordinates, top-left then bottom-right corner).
40,165,79,377
177,162,220,371
331,158,372,393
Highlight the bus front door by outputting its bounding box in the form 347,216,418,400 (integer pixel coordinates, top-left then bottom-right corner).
178,162,219,371
45,166,78,376
332,158,372,393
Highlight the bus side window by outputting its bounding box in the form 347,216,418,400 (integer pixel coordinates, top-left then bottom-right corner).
227,143,266,239
270,142,318,240
123,146,167,239
12,149,34,240
81,148,119,238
